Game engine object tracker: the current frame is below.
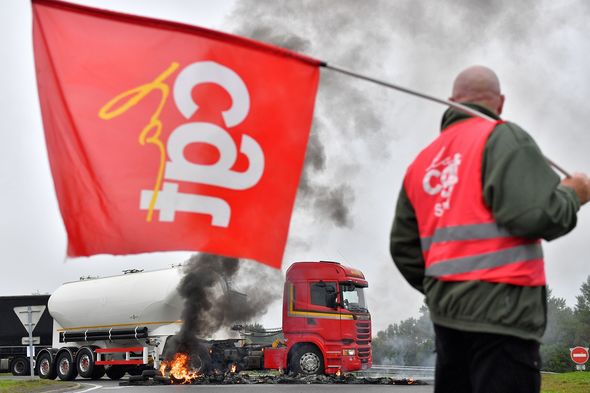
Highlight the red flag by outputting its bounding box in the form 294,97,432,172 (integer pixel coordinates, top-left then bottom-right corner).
32,0,320,268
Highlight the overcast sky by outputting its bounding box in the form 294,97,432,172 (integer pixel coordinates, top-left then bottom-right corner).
1,0,589,334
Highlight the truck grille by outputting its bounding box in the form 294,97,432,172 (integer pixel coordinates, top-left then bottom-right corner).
356,321,371,341
356,321,371,363
358,347,371,363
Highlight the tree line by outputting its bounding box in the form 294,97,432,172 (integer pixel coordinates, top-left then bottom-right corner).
372,276,590,372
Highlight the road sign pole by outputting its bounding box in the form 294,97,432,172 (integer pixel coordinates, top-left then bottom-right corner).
27,306,34,379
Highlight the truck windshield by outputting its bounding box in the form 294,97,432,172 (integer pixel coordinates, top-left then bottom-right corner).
341,283,367,312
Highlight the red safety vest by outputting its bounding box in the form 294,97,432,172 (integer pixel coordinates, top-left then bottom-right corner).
404,117,545,286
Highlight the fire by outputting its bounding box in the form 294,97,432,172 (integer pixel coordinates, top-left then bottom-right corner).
230,363,238,373
335,369,342,377
408,377,414,385
159,352,201,384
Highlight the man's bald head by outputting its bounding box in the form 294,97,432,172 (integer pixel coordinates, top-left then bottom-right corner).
450,65,505,115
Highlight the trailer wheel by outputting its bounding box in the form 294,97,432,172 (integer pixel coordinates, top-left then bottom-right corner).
10,357,30,376
290,344,324,375
127,366,141,376
76,347,103,379
92,365,106,379
36,351,56,380
105,365,126,380
56,350,78,381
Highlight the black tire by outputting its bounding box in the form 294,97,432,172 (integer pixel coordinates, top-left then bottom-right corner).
127,366,141,376
10,357,30,376
56,350,78,381
105,365,127,380
189,344,211,374
36,351,57,380
141,369,158,378
76,347,97,379
290,344,324,375
128,374,148,382
92,365,106,379
154,375,171,385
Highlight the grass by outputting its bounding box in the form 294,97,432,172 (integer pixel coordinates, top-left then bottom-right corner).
542,372,590,393
0,379,76,393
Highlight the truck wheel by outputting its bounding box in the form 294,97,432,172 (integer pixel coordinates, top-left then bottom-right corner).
127,366,141,376
92,365,106,379
36,352,56,380
76,347,97,379
10,357,30,376
56,350,78,381
191,344,211,374
291,344,324,375
105,365,126,380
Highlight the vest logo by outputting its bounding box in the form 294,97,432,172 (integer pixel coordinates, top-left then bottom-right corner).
99,61,264,228
422,147,462,217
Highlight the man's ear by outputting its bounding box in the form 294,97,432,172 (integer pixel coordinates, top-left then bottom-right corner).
497,94,505,115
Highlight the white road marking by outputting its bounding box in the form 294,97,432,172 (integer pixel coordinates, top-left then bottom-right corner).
76,383,102,392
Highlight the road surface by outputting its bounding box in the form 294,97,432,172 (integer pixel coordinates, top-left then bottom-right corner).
1,375,434,392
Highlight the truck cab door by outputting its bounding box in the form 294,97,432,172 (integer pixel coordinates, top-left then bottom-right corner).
305,282,341,342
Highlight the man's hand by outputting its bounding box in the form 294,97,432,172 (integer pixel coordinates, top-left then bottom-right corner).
561,173,590,205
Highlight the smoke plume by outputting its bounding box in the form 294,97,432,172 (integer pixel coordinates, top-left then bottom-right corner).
228,4,391,229
165,253,281,363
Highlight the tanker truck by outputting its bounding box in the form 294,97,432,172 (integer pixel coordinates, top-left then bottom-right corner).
36,260,372,380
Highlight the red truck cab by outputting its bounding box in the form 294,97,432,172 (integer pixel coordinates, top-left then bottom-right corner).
266,261,372,375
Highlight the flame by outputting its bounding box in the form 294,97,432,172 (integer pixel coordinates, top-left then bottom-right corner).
230,363,238,373
336,369,342,377
408,377,414,385
159,352,201,384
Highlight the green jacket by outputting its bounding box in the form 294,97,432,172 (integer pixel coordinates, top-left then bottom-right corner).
390,104,580,341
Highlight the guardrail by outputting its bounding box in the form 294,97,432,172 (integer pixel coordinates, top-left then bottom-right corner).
356,364,435,380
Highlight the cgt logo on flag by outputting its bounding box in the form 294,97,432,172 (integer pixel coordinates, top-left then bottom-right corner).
99,61,264,227
32,0,320,268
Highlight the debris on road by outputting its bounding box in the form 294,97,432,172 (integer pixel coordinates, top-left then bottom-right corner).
120,369,426,386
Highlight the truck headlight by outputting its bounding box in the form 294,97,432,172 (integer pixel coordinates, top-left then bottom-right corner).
342,349,356,356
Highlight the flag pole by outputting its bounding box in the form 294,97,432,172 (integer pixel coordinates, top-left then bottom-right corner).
322,63,571,178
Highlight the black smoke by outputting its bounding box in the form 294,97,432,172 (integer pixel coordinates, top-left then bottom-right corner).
165,253,281,365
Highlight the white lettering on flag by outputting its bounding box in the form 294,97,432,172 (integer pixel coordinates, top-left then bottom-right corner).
140,61,265,227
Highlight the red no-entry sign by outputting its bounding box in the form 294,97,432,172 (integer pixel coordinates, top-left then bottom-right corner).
570,347,589,365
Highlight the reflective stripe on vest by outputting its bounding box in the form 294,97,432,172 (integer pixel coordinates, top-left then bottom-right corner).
421,222,512,251
425,243,543,278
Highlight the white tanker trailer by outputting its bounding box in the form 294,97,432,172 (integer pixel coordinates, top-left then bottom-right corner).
36,265,227,380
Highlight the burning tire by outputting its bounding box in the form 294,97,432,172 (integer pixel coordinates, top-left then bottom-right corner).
190,348,210,373
141,369,159,378
56,350,78,381
10,357,30,376
76,346,105,379
105,365,127,380
290,344,324,375
128,374,148,382
36,351,56,380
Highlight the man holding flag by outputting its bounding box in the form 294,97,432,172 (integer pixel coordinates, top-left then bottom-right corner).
391,65,590,392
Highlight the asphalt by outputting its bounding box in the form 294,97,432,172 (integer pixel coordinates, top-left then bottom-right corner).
1,375,434,393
